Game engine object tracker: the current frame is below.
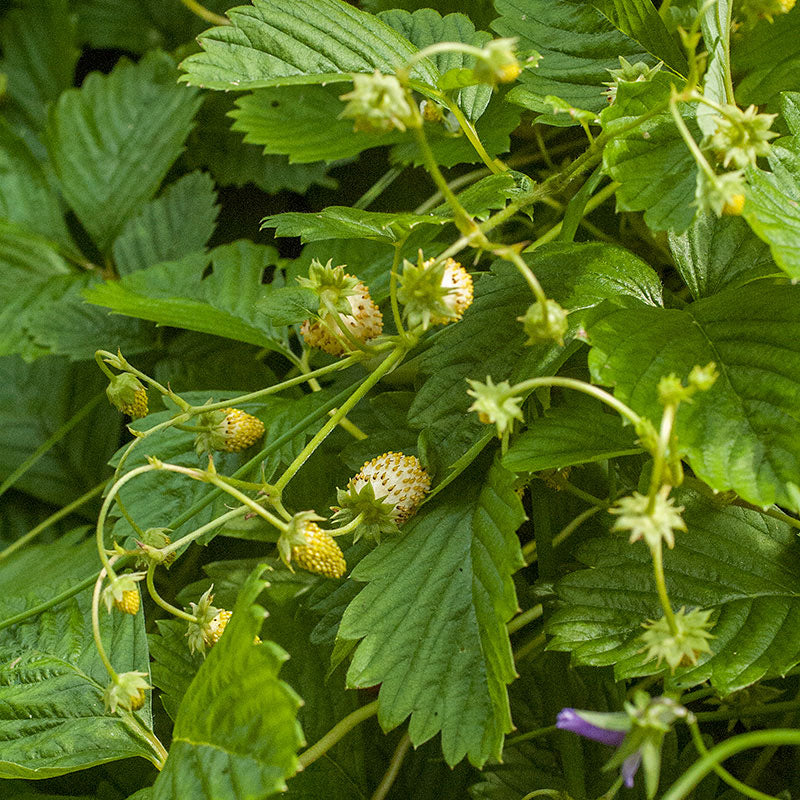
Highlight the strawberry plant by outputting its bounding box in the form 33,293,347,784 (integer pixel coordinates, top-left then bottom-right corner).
3,0,800,798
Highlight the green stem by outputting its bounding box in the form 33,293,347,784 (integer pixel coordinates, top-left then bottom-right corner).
389,241,408,341
121,713,168,770
96,464,160,581
330,512,365,538
683,720,783,800
297,700,380,768
441,95,506,173
0,393,104,501
354,166,404,210
553,505,603,548
493,244,548,305
505,725,558,749
512,376,642,428
370,732,412,800
507,604,543,635
146,565,197,623
651,539,679,636
669,92,717,183
513,631,546,662
114,415,192,481
647,403,676,513
160,505,250,556
0,479,106,562
92,558,120,681
178,0,229,25
274,348,404,493
695,698,800,723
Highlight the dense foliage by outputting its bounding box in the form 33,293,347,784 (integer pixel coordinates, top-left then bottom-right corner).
2,0,800,798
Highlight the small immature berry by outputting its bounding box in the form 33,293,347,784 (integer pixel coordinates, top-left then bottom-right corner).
302,278,383,356
218,408,265,452
722,193,746,216
206,609,233,647
427,258,474,325
351,452,430,524
121,388,148,420
114,589,140,615
292,522,347,579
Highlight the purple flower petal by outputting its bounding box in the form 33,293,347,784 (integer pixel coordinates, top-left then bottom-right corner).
556,709,627,747
621,751,642,788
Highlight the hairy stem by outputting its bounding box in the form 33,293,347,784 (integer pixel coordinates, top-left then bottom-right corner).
297,700,380,768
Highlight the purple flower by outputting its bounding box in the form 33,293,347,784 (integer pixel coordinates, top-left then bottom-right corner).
556,708,641,788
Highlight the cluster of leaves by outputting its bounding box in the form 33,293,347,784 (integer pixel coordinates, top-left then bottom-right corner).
3,0,800,799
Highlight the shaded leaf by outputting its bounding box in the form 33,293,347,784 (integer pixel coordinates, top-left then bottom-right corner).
587,281,800,510
548,490,800,695
339,457,525,767
148,619,204,722
46,51,201,252
112,172,219,276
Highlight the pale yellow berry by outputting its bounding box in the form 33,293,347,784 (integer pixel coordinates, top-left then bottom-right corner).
219,408,265,452
351,452,430,524
424,258,474,325
292,523,347,579
114,589,140,615
121,388,148,420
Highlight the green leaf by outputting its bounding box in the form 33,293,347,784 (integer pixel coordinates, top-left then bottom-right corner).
503,396,642,474
85,242,291,354
492,0,679,120
734,6,800,112
46,51,201,252
586,281,800,510
152,567,303,800
0,119,71,246
668,211,777,298
547,489,800,695
602,90,699,233
262,206,450,244
0,531,157,778
186,93,337,192
148,619,204,722
0,356,120,507
365,0,497,31
0,0,79,129
0,221,71,295
257,286,319,326
112,172,219,276
338,457,525,767
378,8,493,120
697,0,732,136
409,244,662,468
743,103,800,279
179,0,437,91
230,85,402,164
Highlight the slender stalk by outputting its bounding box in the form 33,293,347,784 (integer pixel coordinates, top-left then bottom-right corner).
647,403,677,513
354,166,404,210
513,632,546,662
651,540,679,636
297,700,380,768
160,505,250,556
662,731,800,799
507,604,543,635
669,92,718,183
371,732,412,800
121,713,168,770
389,241,408,341
553,505,603,548
493,243,548,305
179,0,229,25
695,698,800,723
678,722,786,800
92,559,120,681
330,512,365,538
274,348,404,492
505,725,557,748
146,565,197,623
441,95,506,173
511,376,642,428
0,393,104,500
0,479,106,562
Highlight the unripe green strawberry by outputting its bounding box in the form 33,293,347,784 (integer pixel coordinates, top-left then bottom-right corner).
106,372,148,419
114,589,140,615
122,388,148,419
302,278,382,356
291,522,347,578
350,452,430,525
206,609,233,647
218,408,265,452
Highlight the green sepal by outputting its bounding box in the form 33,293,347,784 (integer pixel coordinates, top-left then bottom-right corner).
278,510,326,569
105,372,145,411
192,408,228,455
297,257,361,315
333,481,400,543
397,252,458,329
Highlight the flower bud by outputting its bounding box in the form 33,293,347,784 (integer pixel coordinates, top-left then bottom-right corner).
339,70,415,133
466,376,524,438
518,299,569,346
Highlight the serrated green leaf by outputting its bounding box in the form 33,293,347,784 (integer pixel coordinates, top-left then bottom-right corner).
0,119,71,246
263,205,450,244
46,51,201,252
698,0,732,136
503,396,642,474
0,356,119,507
365,0,497,30
152,567,303,800
179,0,437,91
668,211,777,298
491,0,674,122
547,489,800,695
230,84,403,164
338,457,525,767
112,172,219,276
0,221,70,294
734,6,800,112
602,94,698,233
586,282,800,510
85,242,291,354
378,8,493,120
743,103,800,279
148,618,204,721
0,0,78,130
0,531,157,778
410,244,662,468
257,286,319,326
187,92,337,192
